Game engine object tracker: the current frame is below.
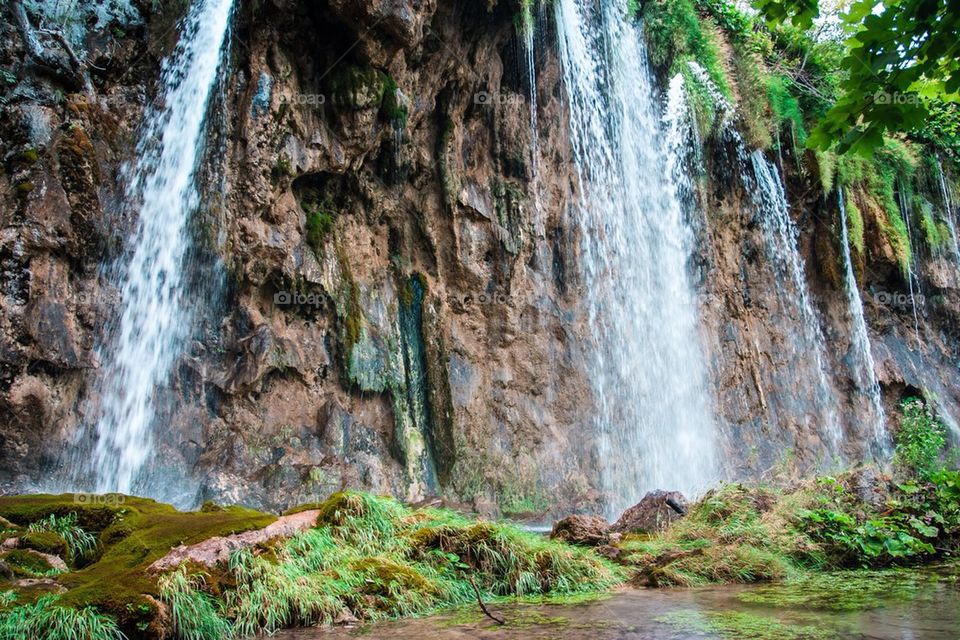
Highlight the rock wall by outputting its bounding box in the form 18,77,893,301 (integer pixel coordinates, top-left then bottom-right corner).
0,0,957,516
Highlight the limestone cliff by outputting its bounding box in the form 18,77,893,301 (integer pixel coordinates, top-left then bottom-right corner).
0,0,956,516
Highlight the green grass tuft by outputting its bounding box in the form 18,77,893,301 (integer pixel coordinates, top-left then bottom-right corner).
158,569,232,640
0,595,126,640
29,513,98,561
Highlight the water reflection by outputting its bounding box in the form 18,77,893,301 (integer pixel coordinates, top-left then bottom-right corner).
270,566,959,639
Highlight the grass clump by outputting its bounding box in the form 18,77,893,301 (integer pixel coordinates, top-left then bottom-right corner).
161,492,621,638
158,569,231,640
619,483,804,587
0,595,126,640
29,513,97,561
621,397,960,584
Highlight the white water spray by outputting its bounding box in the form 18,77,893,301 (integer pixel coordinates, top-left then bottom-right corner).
91,0,234,494
555,0,717,516
838,188,890,457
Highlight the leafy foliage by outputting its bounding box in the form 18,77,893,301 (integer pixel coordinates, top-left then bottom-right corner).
752,0,819,29
752,0,960,155
895,398,947,480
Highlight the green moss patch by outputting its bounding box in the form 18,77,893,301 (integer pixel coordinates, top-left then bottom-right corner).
0,494,274,635
2,550,58,578
18,532,69,560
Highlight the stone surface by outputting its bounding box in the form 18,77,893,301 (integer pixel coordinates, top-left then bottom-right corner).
844,467,892,509
611,491,688,534
0,0,958,518
148,509,321,573
550,515,610,547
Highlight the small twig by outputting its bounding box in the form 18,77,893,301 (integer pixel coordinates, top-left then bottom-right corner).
39,28,83,73
467,575,504,625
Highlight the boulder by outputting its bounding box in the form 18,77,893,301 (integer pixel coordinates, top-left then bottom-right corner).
611,490,688,534
550,514,610,546
844,467,892,509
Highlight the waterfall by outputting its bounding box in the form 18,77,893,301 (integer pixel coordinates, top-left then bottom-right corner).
936,156,960,271
522,2,546,246
838,188,890,457
895,185,922,343
683,61,844,464
87,0,234,495
555,0,717,516
749,151,843,457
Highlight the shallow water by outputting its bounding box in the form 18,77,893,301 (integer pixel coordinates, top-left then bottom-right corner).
271,567,960,639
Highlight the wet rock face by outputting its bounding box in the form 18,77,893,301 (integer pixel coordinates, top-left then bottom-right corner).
610,490,687,534
0,0,595,514
1,1,958,515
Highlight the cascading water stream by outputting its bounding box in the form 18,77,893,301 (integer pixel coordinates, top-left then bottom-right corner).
936,156,960,272
895,185,922,343
749,151,843,457
686,62,844,463
86,0,234,495
838,188,890,457
555,0,717,516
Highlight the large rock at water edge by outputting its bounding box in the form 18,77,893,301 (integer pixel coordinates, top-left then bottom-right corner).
611,490,688,534
550,514,610,546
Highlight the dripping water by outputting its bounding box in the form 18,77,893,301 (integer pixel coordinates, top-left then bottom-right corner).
838,187,890,457
749,151,843,458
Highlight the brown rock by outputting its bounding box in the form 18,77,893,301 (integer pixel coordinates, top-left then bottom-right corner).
147,509,320,573
844,467,892,509
611,490,688,534
549,514,610,546
333,608,359,625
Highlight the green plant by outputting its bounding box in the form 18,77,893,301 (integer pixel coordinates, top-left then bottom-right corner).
0,595,126,640
28,512,97,560
158,568,232,640
801,508,935,564
305,207,335,253
895,398,947,479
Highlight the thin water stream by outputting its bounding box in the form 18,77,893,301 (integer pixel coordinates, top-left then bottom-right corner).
838,188,889,457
